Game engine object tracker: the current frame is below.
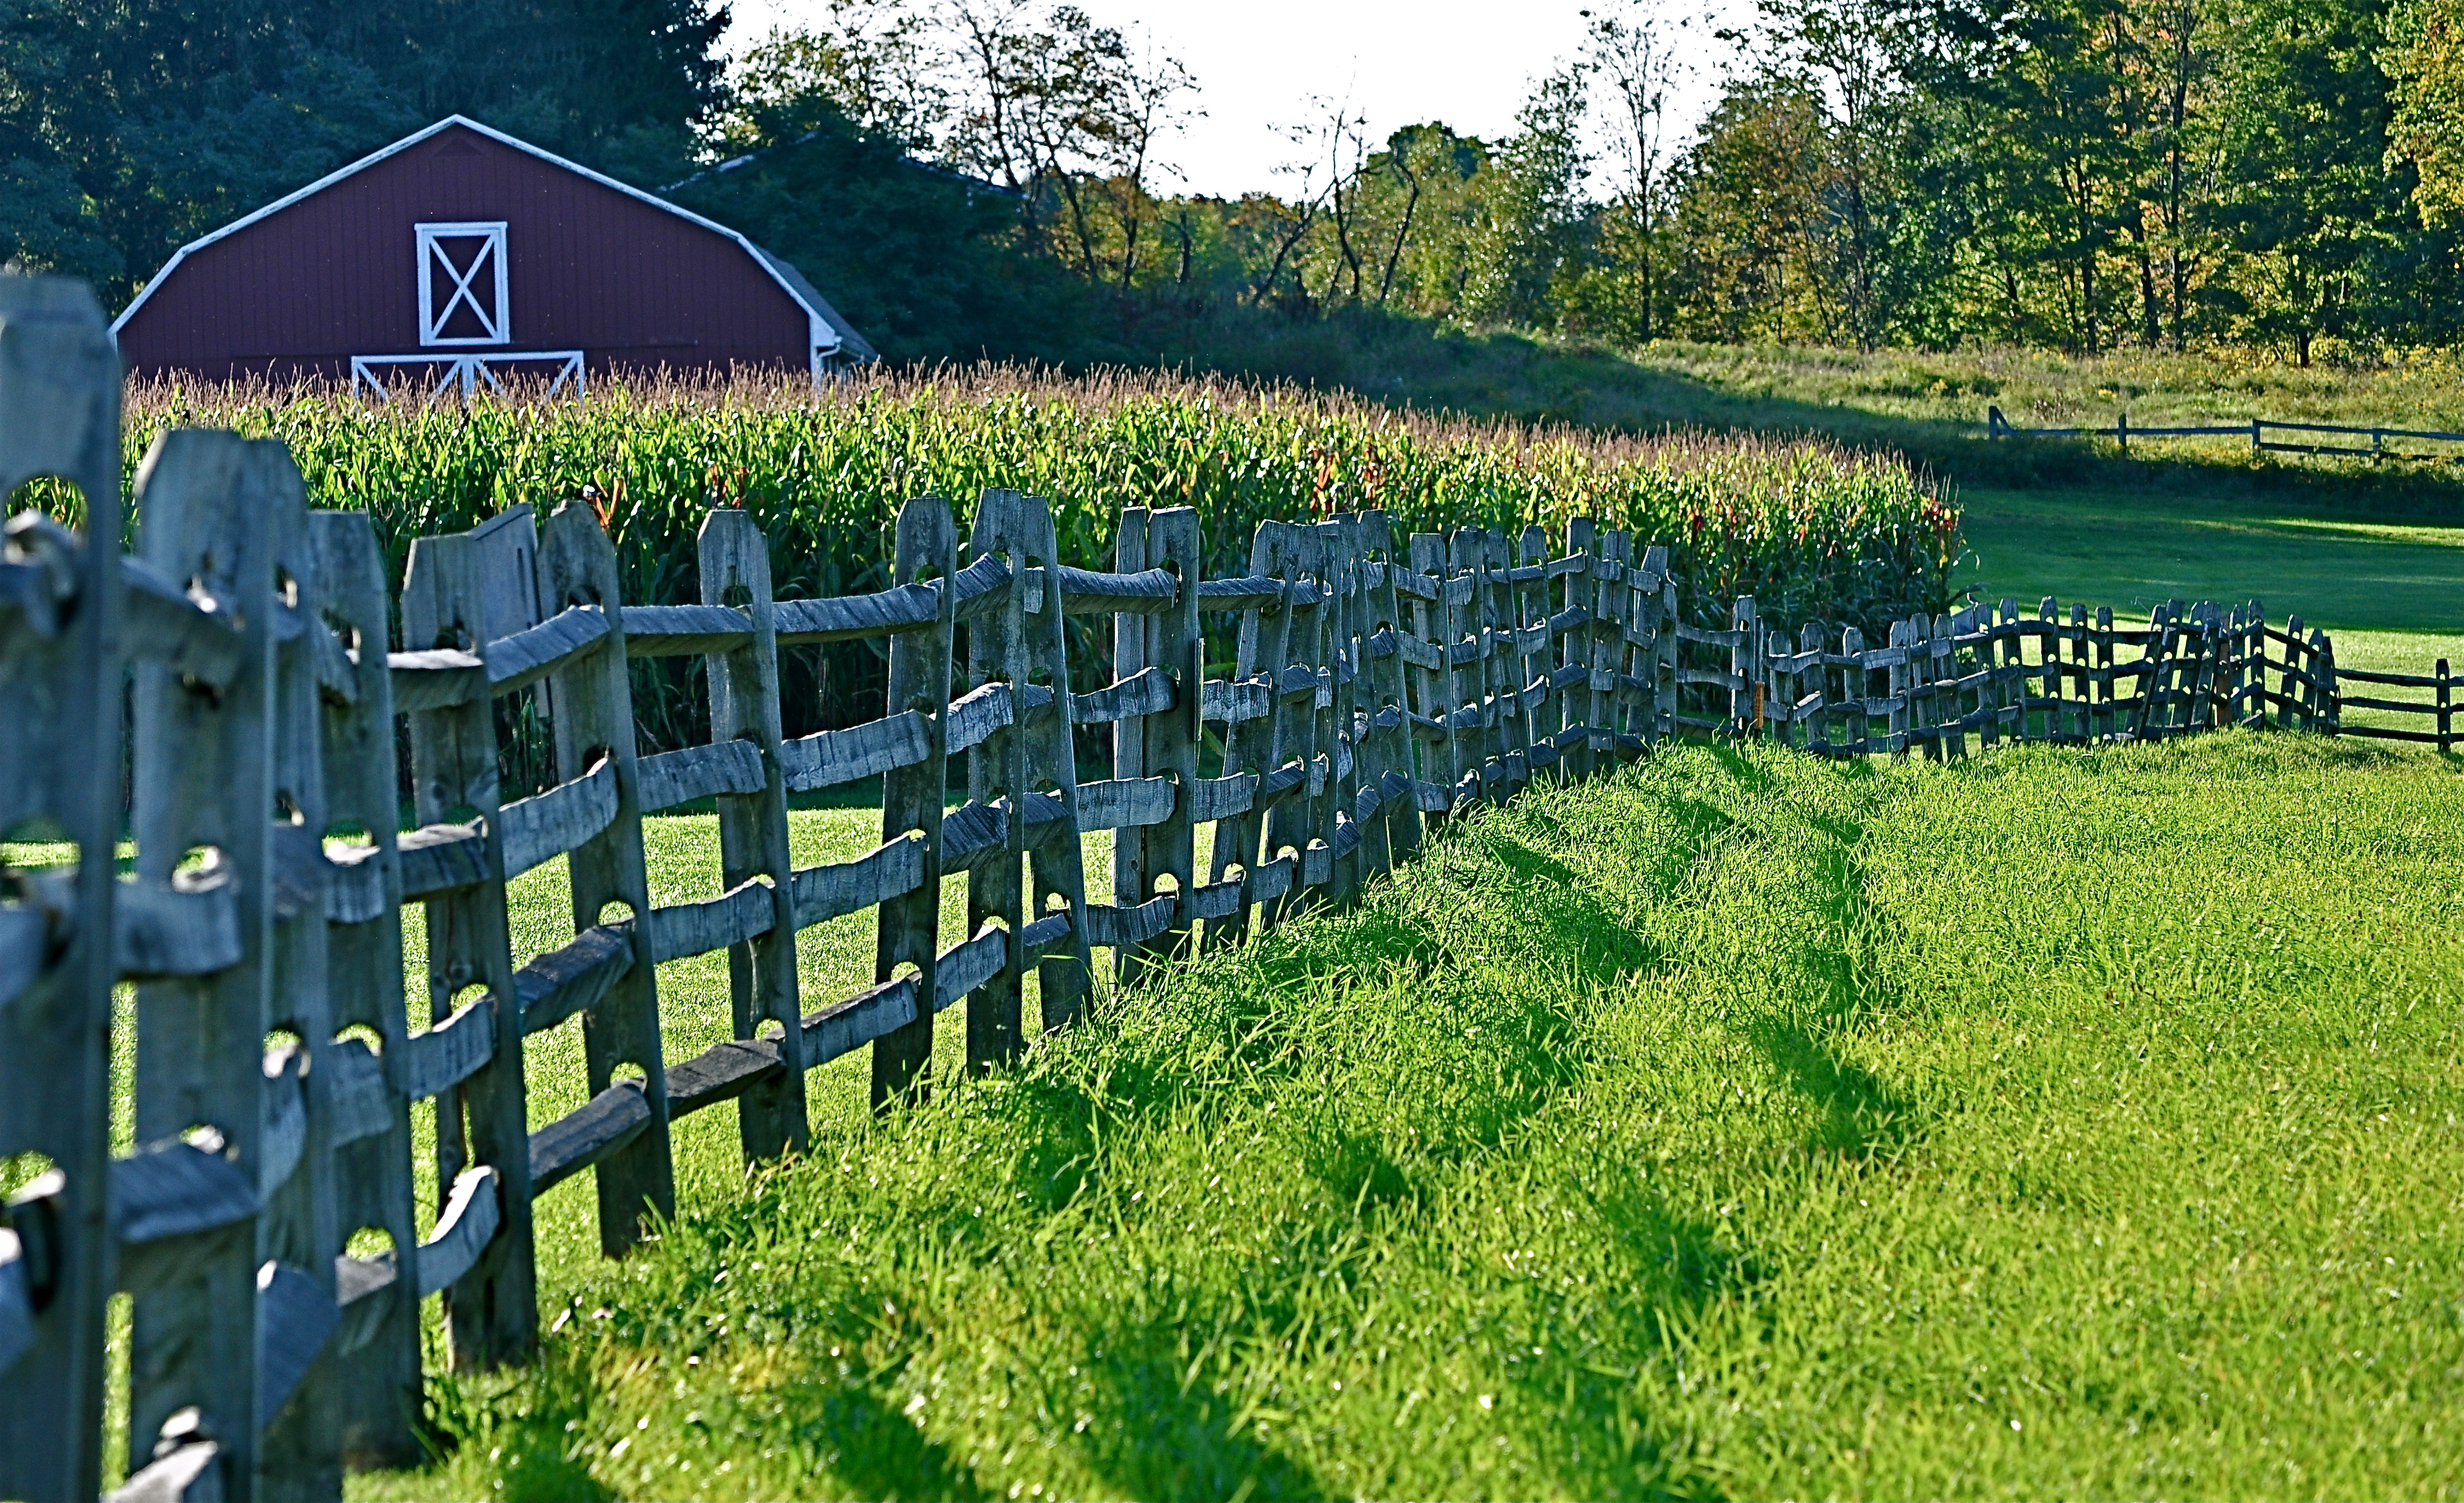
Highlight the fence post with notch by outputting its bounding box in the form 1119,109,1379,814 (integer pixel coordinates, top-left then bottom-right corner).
693,507,810,1161
1202,523,1291,951
874,495,955,1107
123,435,283,1502
1014,495,1093,1034
533,502,673,1254
0,275,124,1503
397,509,538,1372
1362,512,1420,870
304,508,423,1475
1125,505,1203,970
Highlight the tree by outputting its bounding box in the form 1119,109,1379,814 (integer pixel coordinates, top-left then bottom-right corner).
942,1,1197,285
2213,0,2408,364
730,1,949,151
1584,0,1689,341
0,0,734,304
1467,65,1593,328
679,77,1103,361
2387,0,2464,227
1753,0,1915,347
1669,74,1845,341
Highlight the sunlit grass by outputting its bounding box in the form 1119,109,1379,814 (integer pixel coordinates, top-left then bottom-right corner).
347,732,2464,1500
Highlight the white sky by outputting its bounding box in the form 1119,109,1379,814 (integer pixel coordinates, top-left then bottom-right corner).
722,0,1753,200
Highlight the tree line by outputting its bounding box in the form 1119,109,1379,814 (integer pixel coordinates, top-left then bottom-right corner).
10,0,2464,365
825,0,2464,365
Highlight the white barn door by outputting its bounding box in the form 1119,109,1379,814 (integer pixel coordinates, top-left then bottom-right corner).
416,222,509,347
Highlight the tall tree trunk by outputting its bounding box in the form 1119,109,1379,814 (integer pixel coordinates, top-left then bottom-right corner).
2132,206,2159,348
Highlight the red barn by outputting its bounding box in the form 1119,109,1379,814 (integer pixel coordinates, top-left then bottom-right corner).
112,116,875,396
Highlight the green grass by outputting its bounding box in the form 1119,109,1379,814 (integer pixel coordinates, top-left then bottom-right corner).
1628,342,2464,442
1172,318,2464,509
1958,484,2464,636
351,732,2464,1500
1951,480,2464,728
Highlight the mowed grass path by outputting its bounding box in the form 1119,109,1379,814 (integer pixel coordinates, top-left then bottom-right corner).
360,734,2464,1500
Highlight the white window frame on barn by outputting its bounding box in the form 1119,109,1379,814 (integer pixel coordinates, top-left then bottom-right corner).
416,221,510,346
351,350,584,403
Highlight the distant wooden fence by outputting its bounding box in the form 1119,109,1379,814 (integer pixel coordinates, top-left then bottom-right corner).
1987,402,2464,461
1677,595,2341,753
0,277,2399,1503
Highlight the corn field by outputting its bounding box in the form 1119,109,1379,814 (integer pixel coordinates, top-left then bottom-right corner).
87,366,1961,761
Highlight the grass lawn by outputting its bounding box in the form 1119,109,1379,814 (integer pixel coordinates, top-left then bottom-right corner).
1958,485,2464,636
353,732,2464,1500
1626,341,2464,442
1953,481,2464,720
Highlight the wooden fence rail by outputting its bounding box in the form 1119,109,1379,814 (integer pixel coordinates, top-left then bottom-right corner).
0,275,2393,1503
1986,403,2464,461
1672,593,2339,756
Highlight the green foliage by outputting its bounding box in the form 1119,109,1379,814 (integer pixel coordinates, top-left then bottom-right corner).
0,0,730,299
1463,69,1595,330
2213,0,2413,365
667,96,1104,365
124,368,1958,632
1667,0,2464,362
356,733,2464,1500
1665,77,1844,344
2389,0,2464,227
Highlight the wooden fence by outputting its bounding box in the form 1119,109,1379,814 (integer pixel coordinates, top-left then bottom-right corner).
1987,403,2464,461
1673,594,2341,754
0,276,2389,1503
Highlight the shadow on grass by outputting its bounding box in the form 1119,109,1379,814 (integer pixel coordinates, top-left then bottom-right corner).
997,784,1729,1179
1175,308,2464,522
1063,1323,1332,1502
1691,746,1925,1161
762,1378,996,1503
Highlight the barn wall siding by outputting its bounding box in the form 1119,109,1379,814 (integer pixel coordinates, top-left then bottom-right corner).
117,125,814,383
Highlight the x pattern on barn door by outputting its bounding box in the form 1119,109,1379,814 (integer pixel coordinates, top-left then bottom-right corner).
417,222,508,347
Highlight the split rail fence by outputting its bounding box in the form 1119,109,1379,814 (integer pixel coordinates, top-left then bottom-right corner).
1986,402,2464,461
1679,594,2342,754
0,276,2389,1503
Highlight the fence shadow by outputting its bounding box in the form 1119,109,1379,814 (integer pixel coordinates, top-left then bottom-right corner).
1067,1323,1332,1503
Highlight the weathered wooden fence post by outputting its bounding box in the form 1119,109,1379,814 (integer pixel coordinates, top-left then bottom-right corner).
1258,522,1322,925
2318,630,2339,735
126,435,288,1500
1111,504,1202,971
2440,659,2453,754
1206,521,1293,950
1411,531,1465,812
1361,512,1420,869
1283,525,1338,912
306,509,421,1474
536,503,674,1254
875,495,955,1107
1633,543,1674,751
696,508,811,1161
1015,500,1094,1035
399,512,539,1372
1557,520,1596,779
0,275,124,1503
